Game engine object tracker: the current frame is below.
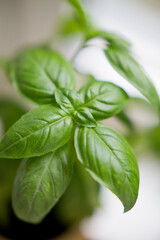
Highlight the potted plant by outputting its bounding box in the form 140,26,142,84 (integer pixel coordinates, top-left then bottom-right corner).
0,0,159,239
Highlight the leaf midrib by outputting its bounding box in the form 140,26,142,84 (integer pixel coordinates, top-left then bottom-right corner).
31,54,59,89
92,128,135,194
81,91,116,108
27,151,55,214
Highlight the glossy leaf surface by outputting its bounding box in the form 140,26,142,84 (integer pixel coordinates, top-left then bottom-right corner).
12,144,75,224
0,105,73,158
9,48,75,104
105,47,159,111
79,80,128,120
75,123,139,212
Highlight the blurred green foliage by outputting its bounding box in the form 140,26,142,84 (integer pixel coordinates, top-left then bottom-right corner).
121,98,160,158
0,100,27,227
0,100,27,132
55,161,100,225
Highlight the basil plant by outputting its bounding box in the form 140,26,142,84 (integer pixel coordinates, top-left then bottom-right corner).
0,0,159,225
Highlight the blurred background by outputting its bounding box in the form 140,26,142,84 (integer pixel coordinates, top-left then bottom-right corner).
0,0,160,239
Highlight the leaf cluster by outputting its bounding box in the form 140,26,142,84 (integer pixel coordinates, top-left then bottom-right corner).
0,0,159,225
0,47,138,223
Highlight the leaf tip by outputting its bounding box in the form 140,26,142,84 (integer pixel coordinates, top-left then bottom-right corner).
123,207,129,213
123,199,137,213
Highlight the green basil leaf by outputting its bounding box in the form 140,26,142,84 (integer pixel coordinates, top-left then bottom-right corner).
55,88,83,114
74,107,97,127
12,143,75,224
0,105,73,159
74,123,139,212
8,48,76,104
78,80,128,120
105,47,160,111
55,162,99,225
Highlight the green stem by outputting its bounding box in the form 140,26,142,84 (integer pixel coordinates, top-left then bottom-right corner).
70,40,89,64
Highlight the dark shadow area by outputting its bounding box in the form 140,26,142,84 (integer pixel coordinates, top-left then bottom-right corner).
0,202,67,240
